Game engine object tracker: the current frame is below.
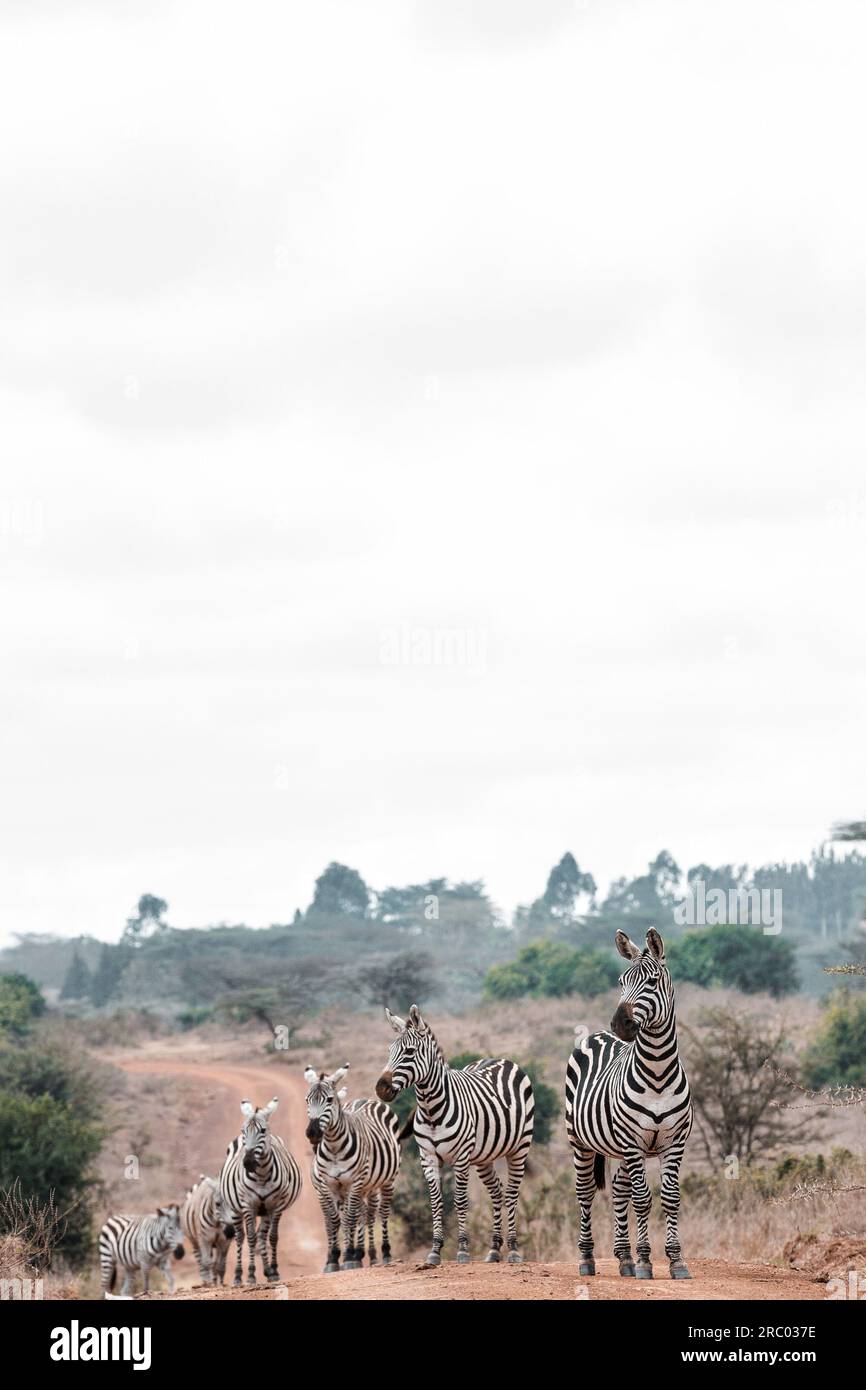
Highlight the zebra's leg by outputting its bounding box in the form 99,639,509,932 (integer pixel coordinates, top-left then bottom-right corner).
320,1192,340,1274
366,1194,378,1265
353,1201,367,1267
504,1151,527,1263
453,1156,472,1263
160,1253,176,1294
420,1151,445,1266
625,1151,653,1278
141,1263,150,1295
257,1211,271,1278
244,1210,258,1283
120,1270,133,1297
612,1163,635,1276
266,1212,281,1281
232,1217,244,1286
379,1181,395,1265
660,1144,691,1279
342,1185,364,1269
572,1148,598,1276
476,1161,504,1263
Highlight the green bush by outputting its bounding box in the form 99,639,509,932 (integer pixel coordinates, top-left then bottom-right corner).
0,1085,105,1266
802,989,866,1087
484,940,618,1001
0,973,46,1035
667,924,798,997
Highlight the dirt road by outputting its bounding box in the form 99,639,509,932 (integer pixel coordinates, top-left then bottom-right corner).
138,1257,825,1301
114,1047,324,1280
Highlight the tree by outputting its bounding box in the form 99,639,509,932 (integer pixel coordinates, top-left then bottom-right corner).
541,853,597,921
359,952,437,1009
59,951,92,1001
682,1007,819,1165
123,893,169,946
0,974,45,1036
89,944,130,1007
802,990,866,1088
308,863,370,918
484,941,618,1000
667,924,798,997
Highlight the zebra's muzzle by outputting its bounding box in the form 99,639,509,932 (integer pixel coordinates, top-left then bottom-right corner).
375,1073,397,1102
305,1119,322,1146
610,1004,639,1041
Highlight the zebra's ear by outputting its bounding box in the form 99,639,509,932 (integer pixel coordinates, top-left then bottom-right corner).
615,931,641,962
385,1007,405,1033
240,1099,255,1118
645,928,666,962
407,1004,427,1032
262,1097,279,1117
329,1065,349,1085
336,1087,348,1102
303,1067,318,1085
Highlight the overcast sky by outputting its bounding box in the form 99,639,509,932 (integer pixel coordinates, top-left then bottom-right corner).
1,1,864,946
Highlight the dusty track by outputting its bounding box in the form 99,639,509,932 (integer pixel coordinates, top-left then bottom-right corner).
113,1047,323,1280
138,1258,824,1301
110,1044,826,1302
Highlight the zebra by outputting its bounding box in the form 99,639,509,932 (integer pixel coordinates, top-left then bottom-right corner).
181,1175,233,1286
376,1005,534,1266
565,928,693,1281
98,1205,185,1297
218,1097,302,1285
303,1063,401,1274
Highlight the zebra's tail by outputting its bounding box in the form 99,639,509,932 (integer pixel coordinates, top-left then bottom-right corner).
594,1153,606,1190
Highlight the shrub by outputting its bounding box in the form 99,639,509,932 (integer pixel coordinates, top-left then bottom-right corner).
667,924,798,997
802,989,866,1087
0,974,46,1035
484,941,618,1001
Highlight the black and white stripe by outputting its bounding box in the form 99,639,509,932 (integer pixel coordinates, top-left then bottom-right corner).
218,1097,302,1285
304,1064,401,1273
376,1005,534,1266
181,1175,232,1286
98,1205,185,1297
565,928,693,1280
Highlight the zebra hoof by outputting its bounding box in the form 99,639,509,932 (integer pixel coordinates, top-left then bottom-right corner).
635,1263,653,1279
323,1263,340,1274
484,1250,501,1264
456,1251,471,1264
619,1261,636,1278
670,1263,692,1280
425,1252,441,1267
578,1261,596,1276
506,1251,523,1264
381,1256,391,1266
343,1260,359,1270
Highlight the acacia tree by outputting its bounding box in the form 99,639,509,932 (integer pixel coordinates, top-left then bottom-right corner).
682,1007,819,1165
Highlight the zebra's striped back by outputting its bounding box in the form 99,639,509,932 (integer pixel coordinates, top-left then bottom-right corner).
98,1206,184,1296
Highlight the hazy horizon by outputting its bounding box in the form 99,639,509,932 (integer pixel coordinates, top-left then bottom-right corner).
2,1,865,948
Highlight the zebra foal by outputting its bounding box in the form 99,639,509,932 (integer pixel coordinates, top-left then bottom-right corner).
376,1005,534,1266
98,1205,185,1297
218,1096,302,1285
565,928,693,1280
